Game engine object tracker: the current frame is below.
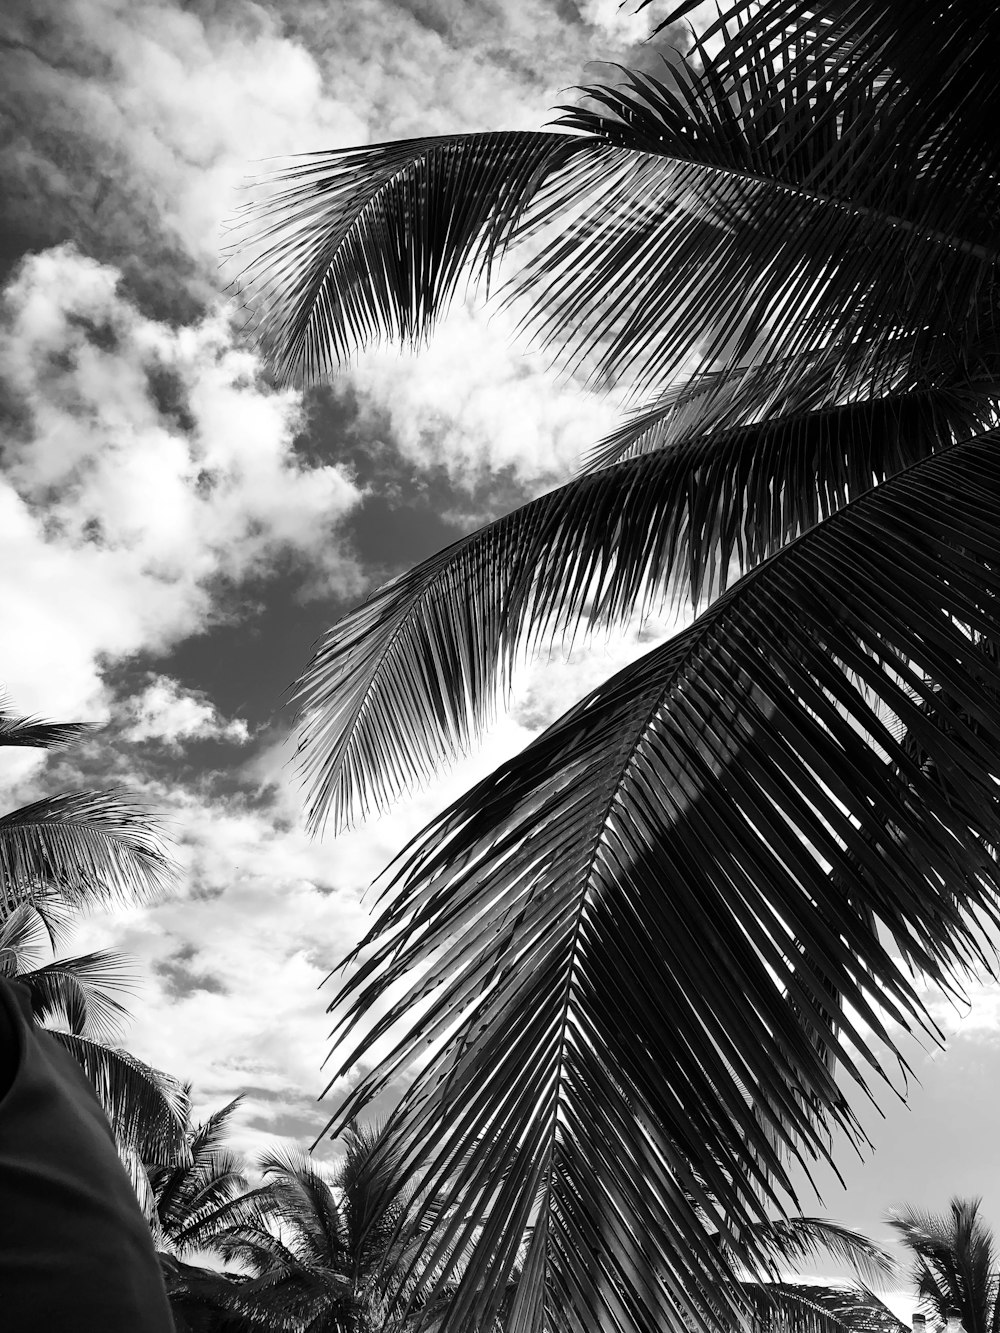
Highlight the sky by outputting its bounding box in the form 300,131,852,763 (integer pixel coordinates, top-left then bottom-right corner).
1,0,996,1305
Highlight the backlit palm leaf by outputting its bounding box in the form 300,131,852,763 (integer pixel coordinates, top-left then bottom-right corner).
0,698,90,750
741,1283,906,1333
321,432,1000,1333
750,1219,896,1289
50,1030,190,1166
17,948,136,1043
233,133,598,384
0,789,175,915
238,4,998,402
295,384,995,830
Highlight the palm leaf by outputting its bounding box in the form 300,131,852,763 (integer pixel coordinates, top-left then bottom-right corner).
317,430,1000,1333
149,1094,243,1234
232,132,599,384
740,1282,908,1333
0,789,176,915
0,899,52,974
237,6,1000,400
0,698,90,750
750,1218,897,1288
254,1146,346,1272
17,948,137,1043
50,1030,190,1165
294,386,993,831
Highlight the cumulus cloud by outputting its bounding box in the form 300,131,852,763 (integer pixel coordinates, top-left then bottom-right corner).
0,244,363,718
345,303,622,499
122,675,250,748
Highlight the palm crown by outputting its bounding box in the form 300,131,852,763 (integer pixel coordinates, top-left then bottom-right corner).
888,1199,1000,1333
0,696,186,1178
236,2,1000,1330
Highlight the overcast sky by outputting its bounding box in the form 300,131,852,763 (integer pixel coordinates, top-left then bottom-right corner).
1,0,995,1304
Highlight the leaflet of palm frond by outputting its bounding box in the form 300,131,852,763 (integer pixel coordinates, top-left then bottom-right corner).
316,432,1000,1333
0,790,176,915
293,387,989,833
18,949,137,1043
586,364,998,468
49,1030,190,1165
0,699,90,750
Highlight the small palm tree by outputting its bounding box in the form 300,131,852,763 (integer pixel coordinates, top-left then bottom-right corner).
146,1094,256,1257
887,1199,1000,1333
146,1096,267,1333
212,1123,407,1333
0,695,187,1179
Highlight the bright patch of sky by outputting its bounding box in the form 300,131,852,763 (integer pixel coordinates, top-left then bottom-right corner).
1,0,999,1290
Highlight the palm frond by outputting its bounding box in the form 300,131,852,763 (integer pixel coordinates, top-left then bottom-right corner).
236,2,1000,397
0,697,90,750
587,372,998,469
49,1030,190,1165
294,385,993,831
741,1282,908,1333
0,789,176,916
254,1146,346,1271
17,948,137,1043
318,430,1000,1333
750,1218,897,1288
0,900,51,974
232,132,598,384
649,0,1000,210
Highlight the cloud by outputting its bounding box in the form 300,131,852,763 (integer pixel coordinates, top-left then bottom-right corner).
122,675,250,748
0,244,363,719
0,0,705,1162
345,303,623,500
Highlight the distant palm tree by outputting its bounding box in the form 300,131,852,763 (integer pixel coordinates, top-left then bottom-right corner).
236,0,1000,1329
146,1094,256,1257
147,1096,265,1333
0,695,187,1181
888,1199,1000,1333
212,1123,409,1333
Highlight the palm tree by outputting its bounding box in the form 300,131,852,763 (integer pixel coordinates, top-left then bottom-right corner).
0,695,187,1176
207,1122,413,1333
147,1094,255,1258
146,1096,265,1333
236,1,1000,1329
887,1199,1000,1333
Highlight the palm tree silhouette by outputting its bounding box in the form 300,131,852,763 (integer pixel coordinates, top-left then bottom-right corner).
235,1,1000,1328
888,1200,1000,1333
0,695,186,1180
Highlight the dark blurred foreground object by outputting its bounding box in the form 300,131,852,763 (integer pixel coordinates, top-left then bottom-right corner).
0,975,175,1331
